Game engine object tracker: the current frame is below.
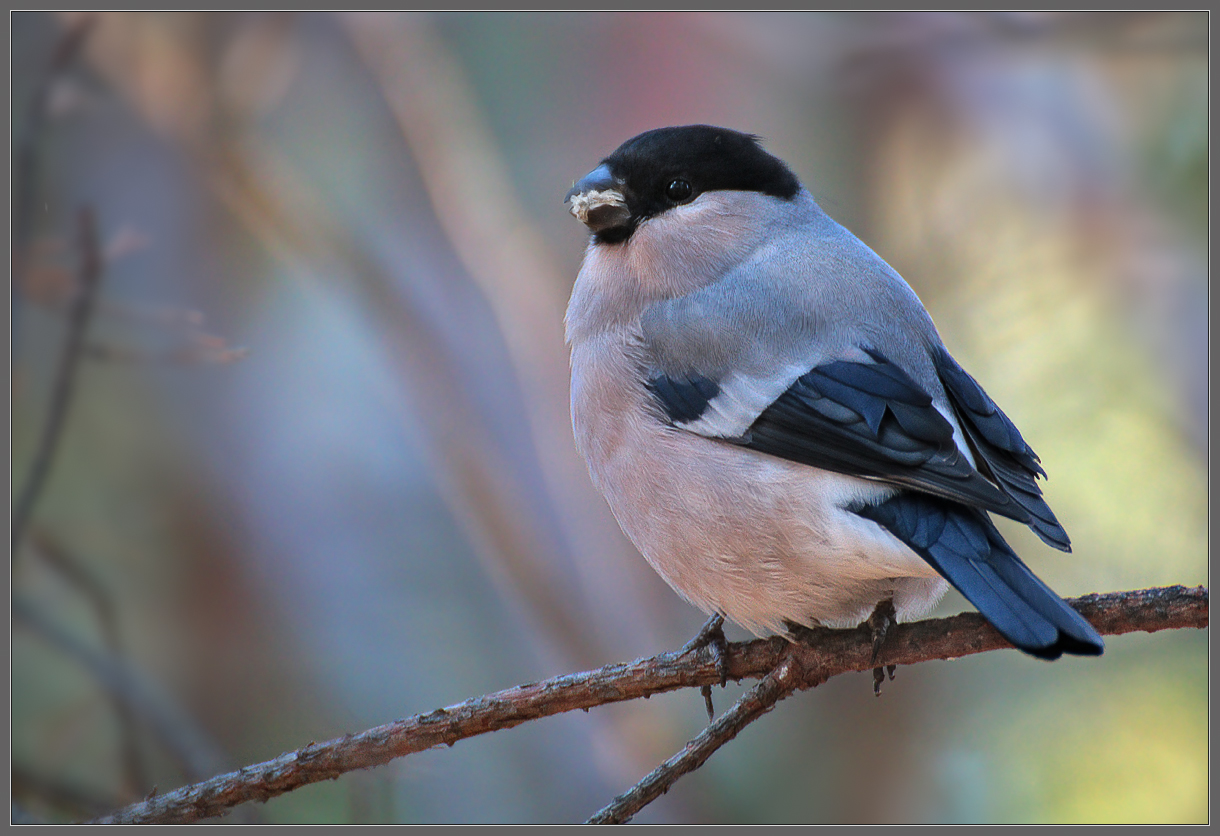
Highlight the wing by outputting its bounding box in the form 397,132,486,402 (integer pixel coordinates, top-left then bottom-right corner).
637,232,1068,543
647,346,1033,522
931,346,1070,551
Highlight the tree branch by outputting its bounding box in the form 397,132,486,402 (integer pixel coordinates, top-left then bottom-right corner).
90,585,1207,825
586,644,812,824
12,206,104,554
583,584,1213,824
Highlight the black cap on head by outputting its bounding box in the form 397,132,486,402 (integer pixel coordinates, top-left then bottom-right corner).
574,125,802,243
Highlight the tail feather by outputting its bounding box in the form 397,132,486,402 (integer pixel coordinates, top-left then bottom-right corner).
980,540,1106,656
855,493,1104,660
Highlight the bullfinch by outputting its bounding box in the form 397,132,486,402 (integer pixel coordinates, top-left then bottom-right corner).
564,124,1103,661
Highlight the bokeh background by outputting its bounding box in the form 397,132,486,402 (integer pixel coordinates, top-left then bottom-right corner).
10,11,1208,824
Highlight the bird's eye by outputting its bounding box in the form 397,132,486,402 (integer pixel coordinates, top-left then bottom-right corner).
665,179,693,203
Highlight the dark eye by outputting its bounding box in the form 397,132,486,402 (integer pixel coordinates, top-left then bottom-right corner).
665,179,693,203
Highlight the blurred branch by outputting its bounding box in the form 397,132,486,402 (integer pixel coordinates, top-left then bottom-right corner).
978,11,1209,54
12,207,104,555
839,11,1207,70
342,13,573,381
12,16,94,304
64,5,646,676
206,138,601,662
97,298,203,328
82,339,249,366
14,228,247,367
13,596,228,783
12,766,119,821
90,585,1207,825
342,13,642,660
27,529,147,799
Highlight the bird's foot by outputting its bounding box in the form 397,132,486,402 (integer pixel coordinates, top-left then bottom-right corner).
872,664,898,696
682,613,729,720
867,599,897,697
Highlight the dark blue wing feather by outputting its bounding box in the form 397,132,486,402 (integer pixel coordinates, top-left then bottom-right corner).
647,374,720,424
932,346,1069,551
730,348,1029,520
646,346,1071,553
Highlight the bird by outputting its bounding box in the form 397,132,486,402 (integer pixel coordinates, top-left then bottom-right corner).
563,124,1104,662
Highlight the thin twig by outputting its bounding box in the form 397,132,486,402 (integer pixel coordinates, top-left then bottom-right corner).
587,646,812,824
27,529,148,798
12,206,104,554
88,585,1206,825
13,596,228,782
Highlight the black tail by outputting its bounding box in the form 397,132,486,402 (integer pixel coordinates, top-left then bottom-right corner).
855,493,1104,659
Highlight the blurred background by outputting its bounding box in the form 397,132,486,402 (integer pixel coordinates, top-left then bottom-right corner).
10,11,1208,824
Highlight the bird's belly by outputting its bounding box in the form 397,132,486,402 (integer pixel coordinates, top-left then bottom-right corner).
588,419,947,635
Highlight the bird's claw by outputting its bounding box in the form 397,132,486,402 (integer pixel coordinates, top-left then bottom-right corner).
683,613,730,720
867,600,897,696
